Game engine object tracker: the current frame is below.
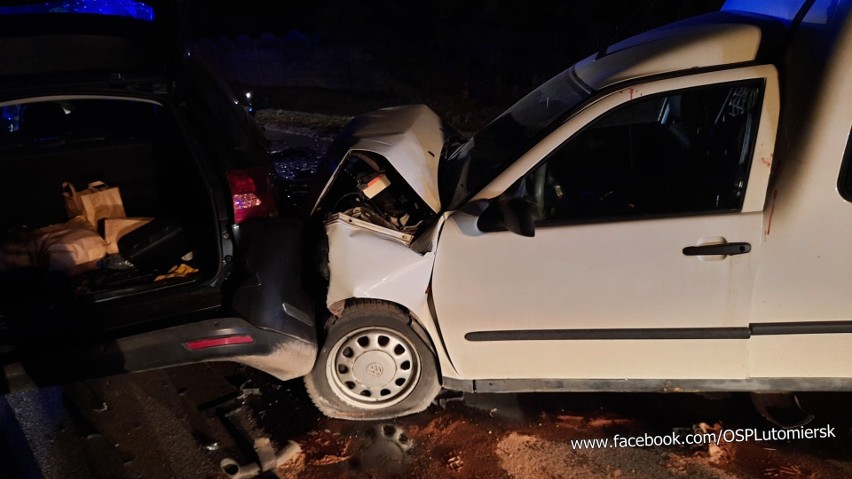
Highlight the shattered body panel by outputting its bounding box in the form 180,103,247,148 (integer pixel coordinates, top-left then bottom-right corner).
324,215,434,315
323,213,459,377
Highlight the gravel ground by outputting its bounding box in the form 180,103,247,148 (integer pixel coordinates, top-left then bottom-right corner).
8,363,852,479
268,384,852,479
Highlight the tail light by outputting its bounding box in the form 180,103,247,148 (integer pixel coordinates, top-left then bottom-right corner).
226,166,278,224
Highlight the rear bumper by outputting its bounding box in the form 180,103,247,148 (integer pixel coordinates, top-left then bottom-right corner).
1,217,320,392
3,316,317,392
116,316,317,380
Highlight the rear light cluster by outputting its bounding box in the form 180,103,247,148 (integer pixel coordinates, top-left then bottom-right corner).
226,166,278,224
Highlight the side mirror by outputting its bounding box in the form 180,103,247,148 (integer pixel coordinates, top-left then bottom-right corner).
477,197,536,237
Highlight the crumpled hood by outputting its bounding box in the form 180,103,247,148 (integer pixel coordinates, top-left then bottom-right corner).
336,104,445,213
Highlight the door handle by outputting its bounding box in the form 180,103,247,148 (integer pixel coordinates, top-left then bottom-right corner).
683,242,751,256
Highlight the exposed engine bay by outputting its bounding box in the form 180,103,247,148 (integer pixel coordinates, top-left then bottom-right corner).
306,105,447,316
314,151,436,240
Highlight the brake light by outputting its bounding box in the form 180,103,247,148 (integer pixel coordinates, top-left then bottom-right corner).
184,335,254,350
226,167,278,224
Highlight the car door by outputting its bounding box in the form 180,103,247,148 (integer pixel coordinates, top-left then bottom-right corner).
432,66,779,381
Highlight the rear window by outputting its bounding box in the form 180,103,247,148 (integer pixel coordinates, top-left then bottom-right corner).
0,96,198,233
0,0,154,22
1,99,164,152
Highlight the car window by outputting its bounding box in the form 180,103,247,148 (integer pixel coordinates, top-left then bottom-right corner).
441,66,591,209
0,99,160,151
520,81,763,224
0,98,186,229
179,55,268,169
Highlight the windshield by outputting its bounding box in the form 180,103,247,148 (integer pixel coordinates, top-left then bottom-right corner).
440,65,593,208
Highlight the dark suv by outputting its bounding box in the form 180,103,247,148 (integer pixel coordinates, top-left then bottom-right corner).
0,1,316,391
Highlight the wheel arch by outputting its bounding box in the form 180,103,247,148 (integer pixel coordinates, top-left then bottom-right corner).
330,298,441,370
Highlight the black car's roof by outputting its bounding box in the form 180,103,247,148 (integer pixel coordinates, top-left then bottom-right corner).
0,0,180,80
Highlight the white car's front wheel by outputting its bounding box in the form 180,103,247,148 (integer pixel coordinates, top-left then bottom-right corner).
305,301,440,420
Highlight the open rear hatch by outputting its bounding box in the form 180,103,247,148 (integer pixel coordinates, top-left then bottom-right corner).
0,95,223,347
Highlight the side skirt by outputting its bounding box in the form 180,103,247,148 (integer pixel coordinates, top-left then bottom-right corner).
442,377,852,393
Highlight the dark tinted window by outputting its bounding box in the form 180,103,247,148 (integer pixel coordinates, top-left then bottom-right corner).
521,81,763,223
180,57,268,169
0,99,162,152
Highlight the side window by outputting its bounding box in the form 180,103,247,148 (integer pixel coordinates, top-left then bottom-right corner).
522,81,763,223
179,56,268,168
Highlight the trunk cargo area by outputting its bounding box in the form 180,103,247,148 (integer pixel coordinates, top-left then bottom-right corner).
0,97,221,339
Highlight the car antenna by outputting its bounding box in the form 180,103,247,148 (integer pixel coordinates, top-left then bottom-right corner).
595,14,636,60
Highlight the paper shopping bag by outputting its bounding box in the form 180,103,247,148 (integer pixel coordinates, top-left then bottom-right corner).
30,217,108,274
62,181,126,228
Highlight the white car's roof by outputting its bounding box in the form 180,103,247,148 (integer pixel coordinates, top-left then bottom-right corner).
574,15,765,90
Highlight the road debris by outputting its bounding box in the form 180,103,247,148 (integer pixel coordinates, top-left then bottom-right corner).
446,452,464,472
221,440,302,479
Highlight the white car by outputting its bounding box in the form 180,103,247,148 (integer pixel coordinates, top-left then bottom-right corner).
304,0,852,420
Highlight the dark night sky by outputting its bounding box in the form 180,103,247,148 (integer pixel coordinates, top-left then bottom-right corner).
186,0,723,39
182,0,724,129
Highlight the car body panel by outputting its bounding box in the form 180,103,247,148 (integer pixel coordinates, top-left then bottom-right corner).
2,315,316,393
575,21,762,90
442,338,749,381
722,0,830,22
325,214,435,317
323,212,460,378
749,333,852,378
748,0,852,324
229,217,316,341
433,209,762,379
444,376,852,393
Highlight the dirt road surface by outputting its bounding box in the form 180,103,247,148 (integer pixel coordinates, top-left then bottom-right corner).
4,362,852,478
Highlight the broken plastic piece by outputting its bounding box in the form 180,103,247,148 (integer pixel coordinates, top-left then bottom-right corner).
359,174,391,199
220,441,302,479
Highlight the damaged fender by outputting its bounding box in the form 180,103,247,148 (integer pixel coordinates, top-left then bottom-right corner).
324,213,459,377
325,214,435,316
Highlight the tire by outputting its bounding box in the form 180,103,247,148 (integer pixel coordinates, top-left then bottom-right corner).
304,300,441,420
